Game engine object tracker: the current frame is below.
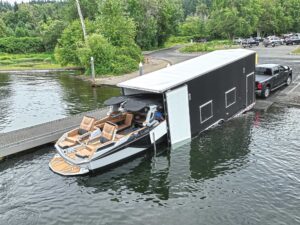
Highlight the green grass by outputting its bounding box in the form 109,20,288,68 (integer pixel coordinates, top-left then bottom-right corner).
0,53,75,70
164,35,194,48
179,40,238,53
291,47,300,54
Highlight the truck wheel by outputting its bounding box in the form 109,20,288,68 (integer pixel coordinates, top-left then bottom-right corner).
286,75,292,86
263,87,270,98
272,44,275,47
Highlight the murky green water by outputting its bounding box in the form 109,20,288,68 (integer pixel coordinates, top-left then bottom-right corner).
0,73,120,132
0,103,299,225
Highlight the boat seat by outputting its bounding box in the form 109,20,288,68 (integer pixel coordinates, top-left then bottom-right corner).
68,116,95,141
78,116,96,135
118,114,133,131
101,122,118,142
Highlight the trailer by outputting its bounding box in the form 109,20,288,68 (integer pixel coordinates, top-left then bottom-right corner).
118,49,256,145
49,49,257,175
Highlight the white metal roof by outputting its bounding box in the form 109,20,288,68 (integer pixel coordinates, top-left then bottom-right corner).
118,49,255,93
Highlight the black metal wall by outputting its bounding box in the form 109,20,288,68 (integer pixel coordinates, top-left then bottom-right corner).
185,53,256,136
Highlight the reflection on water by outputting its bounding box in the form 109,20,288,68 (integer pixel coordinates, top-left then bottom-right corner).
0,103,300,224
0,73,120,132
0,74,12,130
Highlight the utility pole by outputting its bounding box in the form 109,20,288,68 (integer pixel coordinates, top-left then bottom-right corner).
75,0,87,41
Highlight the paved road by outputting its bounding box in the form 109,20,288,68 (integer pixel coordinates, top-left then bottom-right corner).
145,45,202,64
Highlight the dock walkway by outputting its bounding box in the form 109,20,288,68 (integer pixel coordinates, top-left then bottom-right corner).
0,108,108,158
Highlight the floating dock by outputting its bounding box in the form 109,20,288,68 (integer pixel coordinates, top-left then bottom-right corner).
0,108,108,158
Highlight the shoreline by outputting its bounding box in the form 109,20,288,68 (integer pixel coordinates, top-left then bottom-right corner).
0,67,83,74
74,57,169,87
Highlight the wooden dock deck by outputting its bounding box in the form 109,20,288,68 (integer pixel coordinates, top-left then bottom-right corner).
0,108,108,158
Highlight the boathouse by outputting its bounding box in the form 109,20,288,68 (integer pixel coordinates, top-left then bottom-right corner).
118,49,256,145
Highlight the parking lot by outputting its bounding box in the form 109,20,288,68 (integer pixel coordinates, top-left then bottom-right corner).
146,44,300,110
250,45,300,109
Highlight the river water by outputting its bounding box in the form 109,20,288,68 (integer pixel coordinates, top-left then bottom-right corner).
0,73,300,225
0,72,120,133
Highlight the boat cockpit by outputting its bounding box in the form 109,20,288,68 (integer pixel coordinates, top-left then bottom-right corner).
52,95,165,164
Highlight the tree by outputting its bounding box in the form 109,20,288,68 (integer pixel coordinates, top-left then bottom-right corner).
97,0,137,47
156,0,183,46
207,0,261,39
257,0,285,36
55,20,96,66
65,0,99,21
40,20,66,51
208,7,240,39
178,16,207,37
0,18,8,37
77,34,116,74
126,0,159,49
182,0,199,17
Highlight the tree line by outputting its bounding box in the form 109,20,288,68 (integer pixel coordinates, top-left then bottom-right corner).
0,0,300,74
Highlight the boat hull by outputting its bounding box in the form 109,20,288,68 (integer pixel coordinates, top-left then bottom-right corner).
50,121,168,176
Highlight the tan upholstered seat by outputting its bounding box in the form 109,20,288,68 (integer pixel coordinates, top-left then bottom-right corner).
118,114,133,131
101,122,118,142
58,116,95,148
75,123,118,158
79,116,95,134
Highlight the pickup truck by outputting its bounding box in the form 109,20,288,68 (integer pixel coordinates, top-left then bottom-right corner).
255,64,293,98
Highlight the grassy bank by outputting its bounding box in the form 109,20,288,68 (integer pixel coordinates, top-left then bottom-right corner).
0,53,74,70
164,36,193,48
291,47,300,54
180,40,238,53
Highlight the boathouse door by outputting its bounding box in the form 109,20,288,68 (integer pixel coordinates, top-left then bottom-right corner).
246,72,255,106
165,85,191,145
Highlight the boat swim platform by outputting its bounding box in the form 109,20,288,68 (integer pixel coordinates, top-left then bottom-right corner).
0,108,108,158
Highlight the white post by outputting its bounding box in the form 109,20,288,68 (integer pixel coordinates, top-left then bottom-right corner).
91,57,95,83
139,62,143,76
152,132,157,157
167,63,171,67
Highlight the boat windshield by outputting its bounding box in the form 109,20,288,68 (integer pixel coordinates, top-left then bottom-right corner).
255,67,273,76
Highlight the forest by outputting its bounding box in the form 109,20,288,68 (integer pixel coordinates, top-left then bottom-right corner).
0,0,300,75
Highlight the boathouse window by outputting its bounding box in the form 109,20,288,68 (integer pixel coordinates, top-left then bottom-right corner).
225,87,236,108
200,100,213,123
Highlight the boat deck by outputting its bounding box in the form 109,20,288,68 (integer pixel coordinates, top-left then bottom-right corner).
49,155,81,175
0,108,108,158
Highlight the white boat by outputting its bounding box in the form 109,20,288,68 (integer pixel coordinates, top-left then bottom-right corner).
49,95,167,176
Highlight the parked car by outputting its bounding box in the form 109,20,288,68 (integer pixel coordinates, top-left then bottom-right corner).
254,36,263,42
285,35,300,45
233,37,243,45
263,36,283,47
193,37,208,43
255,64,293,98
242,38,259,48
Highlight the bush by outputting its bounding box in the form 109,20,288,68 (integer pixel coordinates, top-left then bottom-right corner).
77,34,116,75
111,55,139,74
0,37,44,53
116,44,143,63
77,34,142,76
55,20,96,66
180,40,236,53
